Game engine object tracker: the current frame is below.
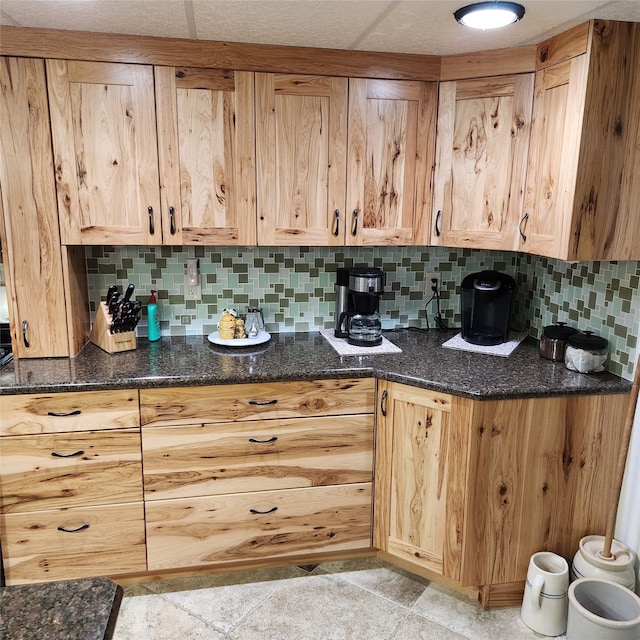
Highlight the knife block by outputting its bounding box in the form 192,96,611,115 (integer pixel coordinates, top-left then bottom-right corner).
89,302,137,354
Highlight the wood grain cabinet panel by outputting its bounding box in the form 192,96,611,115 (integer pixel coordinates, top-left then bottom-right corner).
0,390,140,436
155,67,256,245
140,378,375,427
0,57,72,358
431,74,533,251
1,502,147,585
521,20,640,260
146,484,372,570
47,60,162,245
142,415,373,500
0,429,143,513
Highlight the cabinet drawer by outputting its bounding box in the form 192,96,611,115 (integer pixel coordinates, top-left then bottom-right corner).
142,415,373,500
0,390,140,436
0,429,143,513
139,378,375,427
146,483,372,570
1,502,147,585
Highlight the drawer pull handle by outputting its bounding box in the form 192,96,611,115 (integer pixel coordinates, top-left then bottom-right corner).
250,506,278,515
47,409,82,417
380,389,388,417
249,436,278,443
51,450,84,458
57,524,90,533
22,320,30,348
248,399,278,406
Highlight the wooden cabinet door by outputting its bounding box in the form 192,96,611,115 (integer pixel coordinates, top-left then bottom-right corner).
256,74,348,245
0,57,69,358
432,74,533,251
346,79,436,246
374,382,468,580
521,56,588,258
155,67,256,245
46,60,161,245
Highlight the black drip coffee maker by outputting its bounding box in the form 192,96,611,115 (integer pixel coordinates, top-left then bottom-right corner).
335,267,385,346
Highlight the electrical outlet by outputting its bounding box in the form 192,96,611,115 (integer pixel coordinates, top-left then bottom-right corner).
185,259,201,300
425,271,442,296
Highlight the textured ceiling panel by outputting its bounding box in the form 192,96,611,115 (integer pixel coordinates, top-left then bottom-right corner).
192,0,395,49
0,0,191,38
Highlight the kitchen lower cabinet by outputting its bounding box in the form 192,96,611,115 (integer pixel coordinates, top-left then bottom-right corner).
374,381,630,607
146,484,372,570
0,389,144,585
140,378,375,570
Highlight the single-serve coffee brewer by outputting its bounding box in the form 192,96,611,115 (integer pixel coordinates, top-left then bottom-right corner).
334,267,385,346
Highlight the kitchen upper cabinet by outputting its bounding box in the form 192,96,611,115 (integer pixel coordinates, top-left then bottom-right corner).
155,67,257,245
0,57,87,358
256,74,436,246
46,59,162,245
431,74,533,251
256,74,348,246
346,79,436,245
521,20,640,260
374,382,467,581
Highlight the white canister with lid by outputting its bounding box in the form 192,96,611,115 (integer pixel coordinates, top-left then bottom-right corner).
564,331,608,373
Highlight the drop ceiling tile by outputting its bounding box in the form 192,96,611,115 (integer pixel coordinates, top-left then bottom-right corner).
192,0,395,50
0,0,191,38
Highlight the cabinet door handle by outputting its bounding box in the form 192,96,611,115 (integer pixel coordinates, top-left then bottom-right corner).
169,206,176,235
148,206,155,235
249,506,278,515
248,436,278,443
351,209,359,236
51,450,84,458
22,320,30,348
47,409,82,417
333,209,340,237
519,212,529,242
248,399,278,406
435,210,442,237
57,524,90,533
380,389,388,417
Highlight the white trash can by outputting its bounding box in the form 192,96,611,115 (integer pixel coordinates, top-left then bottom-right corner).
567,577,640,640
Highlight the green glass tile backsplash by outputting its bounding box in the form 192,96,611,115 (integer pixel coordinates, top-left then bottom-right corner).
86,246,639,378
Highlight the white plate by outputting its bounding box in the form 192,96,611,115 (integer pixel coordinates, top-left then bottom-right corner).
208,330,271,347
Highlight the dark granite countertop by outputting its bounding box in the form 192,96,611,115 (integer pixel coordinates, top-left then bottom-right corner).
0,330,631,399
0,577,122,640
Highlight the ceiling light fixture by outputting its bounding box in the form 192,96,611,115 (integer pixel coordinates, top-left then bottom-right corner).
454,1,525,30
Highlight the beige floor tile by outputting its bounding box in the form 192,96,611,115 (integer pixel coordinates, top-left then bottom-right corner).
112,593,227,640
391,612,471,640
228,572,411,640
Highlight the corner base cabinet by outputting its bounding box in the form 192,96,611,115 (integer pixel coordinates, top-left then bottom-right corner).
374,381,629,605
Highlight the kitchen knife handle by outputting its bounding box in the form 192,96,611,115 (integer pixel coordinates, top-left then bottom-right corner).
248,436,278,444
351,209,359,236
380,389,388,417
169,206,176,235
47,409,82,417
519,212,529,242
57,524,90,533
148,206,155,235
22,320,30,348
248,399,278,406
123,283,135,303
51,450,85,458
249,506,277,515
333,209,340,236
435,210,442,237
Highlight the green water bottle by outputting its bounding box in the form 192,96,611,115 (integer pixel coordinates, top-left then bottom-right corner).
147,290,161,342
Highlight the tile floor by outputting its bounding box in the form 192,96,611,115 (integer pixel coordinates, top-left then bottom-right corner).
113,557,562,639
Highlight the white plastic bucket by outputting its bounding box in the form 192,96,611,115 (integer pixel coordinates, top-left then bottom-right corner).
567,577,640,640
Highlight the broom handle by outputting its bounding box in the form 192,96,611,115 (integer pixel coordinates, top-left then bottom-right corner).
602,355,640,558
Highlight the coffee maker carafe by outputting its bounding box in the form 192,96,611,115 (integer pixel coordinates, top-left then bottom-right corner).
335,267,385,346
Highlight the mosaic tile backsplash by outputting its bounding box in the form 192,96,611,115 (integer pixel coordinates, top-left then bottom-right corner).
86,246,639,378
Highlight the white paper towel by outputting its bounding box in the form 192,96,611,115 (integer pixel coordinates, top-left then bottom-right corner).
442,332,527,357
320,329,402,355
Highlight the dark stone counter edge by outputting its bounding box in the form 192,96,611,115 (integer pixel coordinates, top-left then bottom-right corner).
0,367,631,401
